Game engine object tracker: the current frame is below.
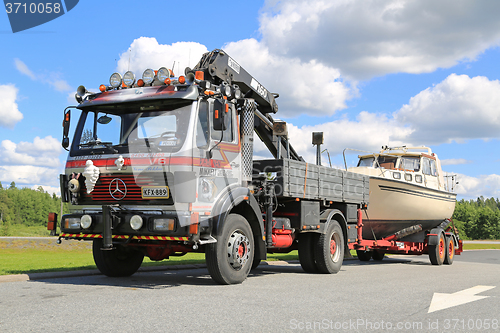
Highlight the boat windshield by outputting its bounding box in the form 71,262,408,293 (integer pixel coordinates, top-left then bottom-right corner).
377,156,397,169
400,157,420,172
357,157,375,167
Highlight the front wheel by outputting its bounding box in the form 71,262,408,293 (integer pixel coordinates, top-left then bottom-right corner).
206,214,254,284
92,239,144,277
298,233,319,273
314,220,344,274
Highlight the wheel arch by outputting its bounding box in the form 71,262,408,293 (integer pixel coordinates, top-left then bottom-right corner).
322,209,348,252
211,186,266,260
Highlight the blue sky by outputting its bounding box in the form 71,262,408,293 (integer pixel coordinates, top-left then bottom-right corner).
1,0,499,200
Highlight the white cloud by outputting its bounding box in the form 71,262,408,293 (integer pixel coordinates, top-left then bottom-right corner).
259,0,500,80
0,136,63,192
224,39,355,117
395,74,500,144
0,84,23,128
453,173,500,199
14,58,36,79
14,58,72,92
441,158,473,166
0,136,61,167
116,38,208,76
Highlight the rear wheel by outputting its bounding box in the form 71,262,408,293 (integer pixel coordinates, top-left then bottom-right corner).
372,250,385,261
298,233,319,273
206,214,254,284
356,250,372,261
92,239,144,277
429,232,446,265
444,236,455,265
314,220,344,274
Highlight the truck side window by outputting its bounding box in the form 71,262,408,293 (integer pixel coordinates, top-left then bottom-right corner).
210,104,233,142
196,101,209,148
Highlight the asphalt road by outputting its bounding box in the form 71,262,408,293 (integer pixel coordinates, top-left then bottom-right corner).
0,250,499,333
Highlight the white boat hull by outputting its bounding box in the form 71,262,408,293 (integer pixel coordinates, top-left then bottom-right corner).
362,177,457,239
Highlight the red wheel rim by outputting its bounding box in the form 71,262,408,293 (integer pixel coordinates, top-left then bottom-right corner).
439,238,445,258
330,239,337,255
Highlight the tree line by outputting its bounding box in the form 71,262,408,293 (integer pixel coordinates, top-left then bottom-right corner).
452,196,500,240
0,182,498,239
0,182,69,235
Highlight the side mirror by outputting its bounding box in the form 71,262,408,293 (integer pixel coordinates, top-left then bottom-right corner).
212,99,226,131
62,109,71,149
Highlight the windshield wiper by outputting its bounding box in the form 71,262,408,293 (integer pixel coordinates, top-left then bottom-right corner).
80,140,118,153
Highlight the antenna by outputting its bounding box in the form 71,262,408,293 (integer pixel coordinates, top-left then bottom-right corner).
172,61,176,76
127,48,131,71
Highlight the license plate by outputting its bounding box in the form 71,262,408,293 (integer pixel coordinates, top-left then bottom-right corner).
141,186,169,199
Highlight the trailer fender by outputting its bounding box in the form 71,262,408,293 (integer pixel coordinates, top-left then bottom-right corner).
211,186,266,260
428,228,444,246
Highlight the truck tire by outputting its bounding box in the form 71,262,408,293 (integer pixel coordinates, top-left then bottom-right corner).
298,233,319,273
92,239,144,277
444,236,455,265
314,220,344,274
429,231,446,265
356,250,372,261
372,250,385,261
206,214,254,284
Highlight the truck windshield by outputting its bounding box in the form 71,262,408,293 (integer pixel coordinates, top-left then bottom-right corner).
72,103,193,155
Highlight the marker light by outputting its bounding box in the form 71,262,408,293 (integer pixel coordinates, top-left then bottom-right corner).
137,79,144,87
80,215,92,229
178,76,186,84
195,71,204,81
110,73,122,88
142,69,155,85
99,84,106,92
164,78,171,85
130,215,143,230
157,67,170,82
123,71,136,87
222,85,232,98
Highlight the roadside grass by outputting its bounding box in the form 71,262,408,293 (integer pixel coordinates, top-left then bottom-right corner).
1,239,498,276
1,224,52,237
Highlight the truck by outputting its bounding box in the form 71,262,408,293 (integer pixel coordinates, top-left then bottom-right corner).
48,49,458,284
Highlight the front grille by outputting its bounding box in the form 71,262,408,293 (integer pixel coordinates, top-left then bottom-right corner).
80,173,172,203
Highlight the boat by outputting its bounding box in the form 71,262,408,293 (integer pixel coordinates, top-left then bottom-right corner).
345,146,457,240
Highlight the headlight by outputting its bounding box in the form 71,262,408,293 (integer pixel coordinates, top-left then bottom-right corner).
123,71,135,87
142,69,155,85
130,215,143,230
109,73,122,88
64,217,80,229
153,218,175,231
80,215,92,229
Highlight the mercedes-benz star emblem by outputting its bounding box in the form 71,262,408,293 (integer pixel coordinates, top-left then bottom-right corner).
109,178,127,200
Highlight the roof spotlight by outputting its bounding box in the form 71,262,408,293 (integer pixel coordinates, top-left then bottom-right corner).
157,67,170,82
142,69,155,85
123,71,135,87
110,73,122,89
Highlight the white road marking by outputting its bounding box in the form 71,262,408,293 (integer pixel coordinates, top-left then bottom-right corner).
428,285,495,313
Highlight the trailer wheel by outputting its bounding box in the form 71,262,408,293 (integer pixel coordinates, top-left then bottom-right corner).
206,214,254,284
356,250,372,261
298,233,319,273
372,250,385,261
314,220,344,274
92,239,144,277
444,236,455,265
429,232,446,265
